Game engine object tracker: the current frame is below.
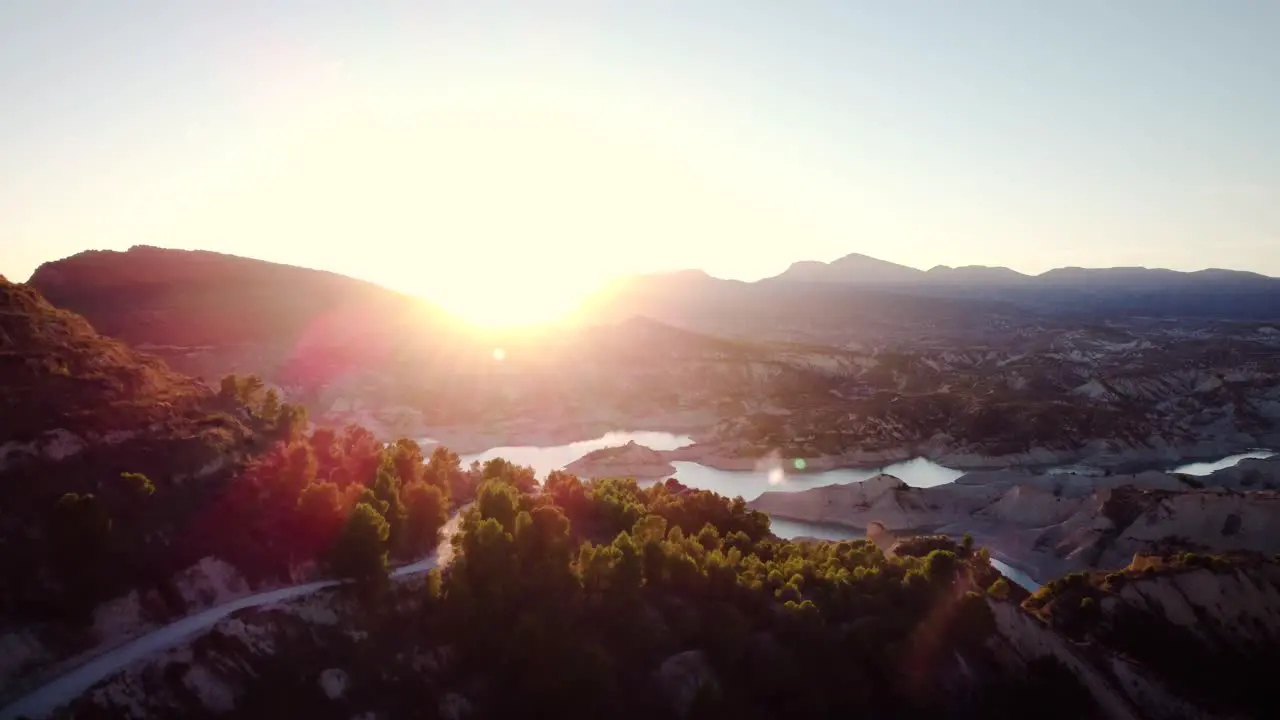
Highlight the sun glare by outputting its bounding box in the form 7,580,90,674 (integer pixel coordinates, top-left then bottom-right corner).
274,94,680,329
427,276,601,329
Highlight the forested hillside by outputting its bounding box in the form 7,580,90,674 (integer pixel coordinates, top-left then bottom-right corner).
48,459,1280,720
64,465,1097,720
0,280,464,698
7,272,1280,720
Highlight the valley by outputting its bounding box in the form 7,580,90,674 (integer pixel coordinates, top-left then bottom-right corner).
5,247,1280,719
27,248,1280,474
9,4,1280,716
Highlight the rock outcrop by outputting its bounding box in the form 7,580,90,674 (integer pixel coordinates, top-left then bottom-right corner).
654,650,718,719
59,589,358,718
318,668,349,700
1,556,261,701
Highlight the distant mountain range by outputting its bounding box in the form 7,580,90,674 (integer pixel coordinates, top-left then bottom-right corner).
757,253,1280,320
769,252,1277,288
616,253,1278,325
22,246,1280,360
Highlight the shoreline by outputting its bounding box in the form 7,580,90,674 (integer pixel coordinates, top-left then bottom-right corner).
984,549,1049,590
659,437,1280,476
324,409,1277,479
761,510,1050,588
323,411,712,457
760,511,1066,589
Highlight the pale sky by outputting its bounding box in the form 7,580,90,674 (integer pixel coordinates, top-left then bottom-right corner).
3,1,1279,322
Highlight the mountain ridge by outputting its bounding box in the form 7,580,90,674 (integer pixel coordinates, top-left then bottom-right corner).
769,251,1277,285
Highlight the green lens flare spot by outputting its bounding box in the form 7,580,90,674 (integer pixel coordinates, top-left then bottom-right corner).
792,458,807,471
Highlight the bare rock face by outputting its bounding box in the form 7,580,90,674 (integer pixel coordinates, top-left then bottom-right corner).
994,558,1280,719
319,668,350,700
866,520,894,551
182,663,240,714
564,440,677,480
439,692,472,720
654,650,718,718
751,467,1280,584
174,557,253,609
1109,562,1280,646
0,630,53,700
1,555,260,701
750,472,950,529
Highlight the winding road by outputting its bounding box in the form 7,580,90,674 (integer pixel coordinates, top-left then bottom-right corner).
1,512,462,720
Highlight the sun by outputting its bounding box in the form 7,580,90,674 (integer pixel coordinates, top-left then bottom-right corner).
314,97,654,329
429,274,599,329
430,280,588,327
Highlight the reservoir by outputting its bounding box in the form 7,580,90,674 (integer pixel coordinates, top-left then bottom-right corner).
459,432,965,497
459,430,1272,500
456,430,1274,593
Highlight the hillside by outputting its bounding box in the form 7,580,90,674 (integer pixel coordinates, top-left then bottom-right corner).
1009,553,1280,719
0,279,255,693
26,247,842,441
27,245,441,348
749,462,1280,583
45,475,1280,720
0,280,471,705
50,477,1077,720
3,273,1279,718
0,278,263,614
26,248,1280,470
27,246,459,389
0,277,204,447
